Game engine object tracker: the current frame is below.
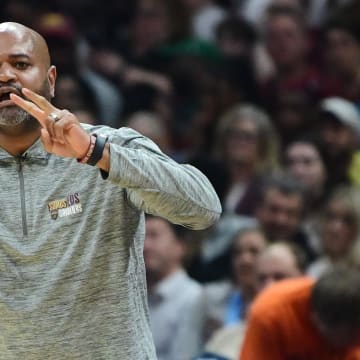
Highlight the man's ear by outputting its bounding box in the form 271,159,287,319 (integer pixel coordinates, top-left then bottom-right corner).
47,65,57,98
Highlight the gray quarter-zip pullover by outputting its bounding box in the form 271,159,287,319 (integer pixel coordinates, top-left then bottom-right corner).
0,125,221,359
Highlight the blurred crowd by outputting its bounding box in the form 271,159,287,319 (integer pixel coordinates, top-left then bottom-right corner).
4,0,360,359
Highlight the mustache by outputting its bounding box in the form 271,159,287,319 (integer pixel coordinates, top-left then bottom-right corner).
0,82,24,97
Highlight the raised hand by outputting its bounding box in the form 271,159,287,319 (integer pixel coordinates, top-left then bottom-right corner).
10,88,91,159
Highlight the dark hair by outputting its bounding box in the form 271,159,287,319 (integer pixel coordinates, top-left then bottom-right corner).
145,214,189,240
311,266,360,329
323,1,360,44
283,134,327,172
215,16,257,46
257,172,305,206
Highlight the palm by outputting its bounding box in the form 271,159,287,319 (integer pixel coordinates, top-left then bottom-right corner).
42,123,90,159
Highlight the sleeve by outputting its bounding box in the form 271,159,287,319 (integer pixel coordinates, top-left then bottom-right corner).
102,127,222,230
240,310,283,360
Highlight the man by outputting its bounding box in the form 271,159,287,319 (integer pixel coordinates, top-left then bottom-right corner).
241,266,360,359
323,5,360,103
260,5,322,148
255,173,316,262
0,22,221,359
319,96,360,188
255,241,305,291
144,215,204,360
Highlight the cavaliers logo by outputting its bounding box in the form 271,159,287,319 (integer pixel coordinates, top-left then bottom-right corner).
48,193,82,220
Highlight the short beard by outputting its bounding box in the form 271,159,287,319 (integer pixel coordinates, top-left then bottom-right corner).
0,79,51,127
0,107,30,126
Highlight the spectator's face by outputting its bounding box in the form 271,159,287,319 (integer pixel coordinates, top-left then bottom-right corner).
144,218,183,278
265,15,307,68
256,188,303,240
285,142,326,193
322,199,357,259
232,230,267,288
224,118,259,165
325,29,360,77
320,117,356,154
256,247,302,291
132,0,169,49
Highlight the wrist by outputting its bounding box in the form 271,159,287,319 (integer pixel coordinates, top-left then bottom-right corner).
77,135,96,164
77,134,108,166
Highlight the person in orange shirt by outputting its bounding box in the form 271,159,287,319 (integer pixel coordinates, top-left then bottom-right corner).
240,266,360,360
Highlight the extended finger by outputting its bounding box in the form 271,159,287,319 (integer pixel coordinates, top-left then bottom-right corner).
21,88,57,113
9,93,47,127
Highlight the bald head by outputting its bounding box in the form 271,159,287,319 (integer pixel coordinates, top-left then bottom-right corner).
0,21,57,127
0,22,51,68
256,242,304,291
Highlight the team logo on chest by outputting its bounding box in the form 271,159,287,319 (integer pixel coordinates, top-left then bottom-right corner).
47,192,82,220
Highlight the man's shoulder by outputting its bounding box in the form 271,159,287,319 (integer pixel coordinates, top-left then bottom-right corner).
250,277,314,318
159,270,203,301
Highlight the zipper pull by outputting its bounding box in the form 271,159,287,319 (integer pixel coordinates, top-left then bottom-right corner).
16,154,27,172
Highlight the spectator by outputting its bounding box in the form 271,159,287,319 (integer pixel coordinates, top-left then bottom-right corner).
241,266,360,359
256,241,306,290
213,104,279,215
124,111,175,158
186,214,257,283
284,136,329,252
187,172,312,284
307,186,360,278
115,0,190,68
144,215,204,360
284,137,328,207
200,241,305,360
261,4,322,148
215,15,274,83
255,172,316,262
201,226,267,341
323,3,360,103
318,96,360,188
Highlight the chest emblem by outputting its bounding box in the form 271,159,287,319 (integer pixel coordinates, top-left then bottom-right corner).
47,192,82,220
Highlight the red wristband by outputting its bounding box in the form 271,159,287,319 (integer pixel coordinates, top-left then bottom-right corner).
77,135,96,164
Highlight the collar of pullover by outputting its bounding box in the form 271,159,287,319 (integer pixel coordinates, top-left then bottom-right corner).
0,138,50,164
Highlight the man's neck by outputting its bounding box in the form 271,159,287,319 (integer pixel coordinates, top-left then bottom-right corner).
0,121,41,156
